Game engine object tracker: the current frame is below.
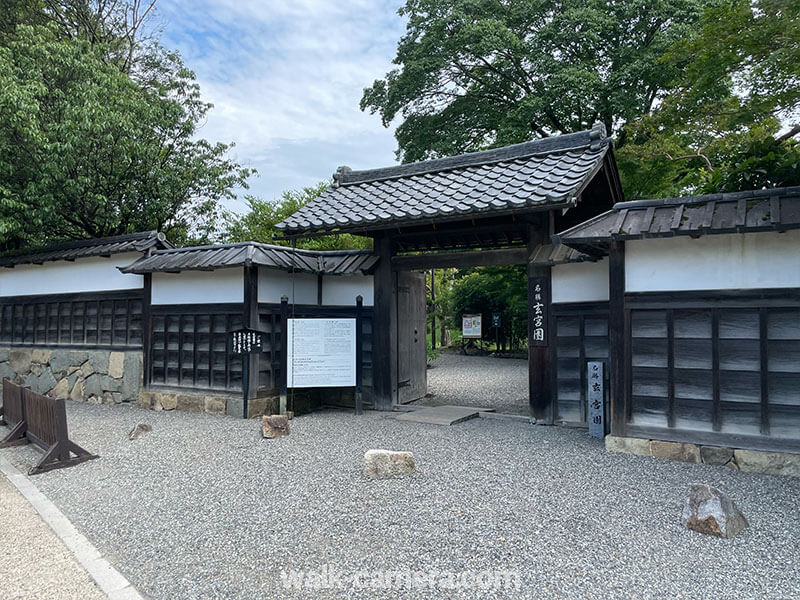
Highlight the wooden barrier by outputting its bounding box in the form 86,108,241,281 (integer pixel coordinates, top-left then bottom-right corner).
0,377,27,447
0,378,98,475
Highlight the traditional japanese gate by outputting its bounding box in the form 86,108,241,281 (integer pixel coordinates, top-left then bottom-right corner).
276,125,624,421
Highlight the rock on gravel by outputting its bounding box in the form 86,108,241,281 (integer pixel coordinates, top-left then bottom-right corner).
683,483,749,538
4,401,800,600
364,449,416,479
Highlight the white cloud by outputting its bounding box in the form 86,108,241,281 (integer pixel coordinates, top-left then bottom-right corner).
155,0,406,208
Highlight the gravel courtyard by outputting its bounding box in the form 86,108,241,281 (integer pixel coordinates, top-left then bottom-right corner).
422,352,529,414
3,402,800,600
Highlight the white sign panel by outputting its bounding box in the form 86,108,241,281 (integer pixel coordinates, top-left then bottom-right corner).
462,314,482,339
287,318,356,388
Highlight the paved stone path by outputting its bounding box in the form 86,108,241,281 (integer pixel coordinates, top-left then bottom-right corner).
420,351,529,415
0,473,108,600
395,404,494,425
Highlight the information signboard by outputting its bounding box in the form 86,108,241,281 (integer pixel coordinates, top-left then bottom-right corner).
287,318,356,388
587,361,605,438
462,314,482,339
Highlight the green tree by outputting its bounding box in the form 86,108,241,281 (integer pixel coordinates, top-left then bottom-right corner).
618,0,800,198
222,184,372,250
0,24,252,250
361,0,715,163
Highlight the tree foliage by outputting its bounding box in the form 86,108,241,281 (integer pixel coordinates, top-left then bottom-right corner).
222,183,372,250
618,0,800,198
362,0,714,163
0,2,253,250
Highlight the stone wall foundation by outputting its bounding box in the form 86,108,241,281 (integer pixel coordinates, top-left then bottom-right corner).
606,435,800,477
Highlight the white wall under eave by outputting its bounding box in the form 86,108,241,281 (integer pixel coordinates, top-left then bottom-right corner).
152,268,243,305
0,253,143,297
626,230,800,292
258,268,318,304
322,275,374,306
552,259,609,303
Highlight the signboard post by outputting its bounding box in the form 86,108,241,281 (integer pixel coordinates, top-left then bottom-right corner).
492,312,501,352
530,277,548,347
462,314,482,339
587,361,605,438
229,327,267,419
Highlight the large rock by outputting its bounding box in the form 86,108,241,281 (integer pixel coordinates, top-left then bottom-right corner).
9,350,32,375
26,370,57,395
129,423,152,441
69,379,85,402
176,394,204,412
49,377,70,398
650,440,700,463
119,353,142,401
49,349,74,377
364,449,416,479
605,435,651,457
108,352,125,379
262,415,290,439
83,374,120,398
158,393,178,411
87,350,109,374
31,349,51,364
700,446,734,466
683,484,748,538
733,449,800,477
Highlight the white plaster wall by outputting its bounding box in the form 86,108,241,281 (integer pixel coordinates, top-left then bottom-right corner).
322,275,374,306
552,259,609,303
626,230,800,292
258,268,317,304
0,253,143,297
152,268,243,305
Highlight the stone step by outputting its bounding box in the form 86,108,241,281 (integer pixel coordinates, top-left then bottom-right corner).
395,405,495,426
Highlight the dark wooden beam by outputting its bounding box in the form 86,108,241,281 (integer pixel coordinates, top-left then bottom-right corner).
608,240,626,436
142,273,152,389
528,222,553,423
372,234,396,410
392,247,529,271
243,265,260,414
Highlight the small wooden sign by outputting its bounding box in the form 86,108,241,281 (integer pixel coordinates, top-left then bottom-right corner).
587,361,605,438
492,313,501,327
229,328,266,355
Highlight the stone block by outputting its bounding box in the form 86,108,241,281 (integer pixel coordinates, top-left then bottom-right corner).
604,435,651,457
135,391,153,409
70,350,88,365
70,379,85,402
204,396,227,415
683,483,748,538
733,449,800,477
159,393,178,411
49,349,74,376
0,361,16,382
87,350,110,374
101,391,115,405
80,360,95,377
262,415,290,439
176,394,203,412
84,374,120,398
26,370,57,395
364,449,416,479
108,352,125,379
700,446,735,466
87,395,102,405
50,377,70,398
30,363,44,376
650,440,701,463
31,349,51,364
119,353,142,402
0,348,10,362
128,423,152,441
9,350,32,375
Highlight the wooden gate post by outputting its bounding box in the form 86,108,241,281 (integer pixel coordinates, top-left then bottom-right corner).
372,234,396,410
528,223,554,423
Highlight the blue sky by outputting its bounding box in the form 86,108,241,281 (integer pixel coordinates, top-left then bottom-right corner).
155,0,406,213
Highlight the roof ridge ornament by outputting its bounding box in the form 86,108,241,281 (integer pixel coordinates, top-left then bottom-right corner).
333,165,352,187
589,122,607,151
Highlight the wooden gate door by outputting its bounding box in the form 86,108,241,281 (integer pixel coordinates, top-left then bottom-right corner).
396,271,427,404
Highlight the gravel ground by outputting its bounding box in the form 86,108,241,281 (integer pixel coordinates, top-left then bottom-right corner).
0,474,107,600
422,351,529,414
3,402,800,600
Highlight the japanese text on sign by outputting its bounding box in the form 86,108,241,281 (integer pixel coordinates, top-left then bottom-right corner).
287,318,356,388
229,328,265,355
587,361,605,438
530,278,548,347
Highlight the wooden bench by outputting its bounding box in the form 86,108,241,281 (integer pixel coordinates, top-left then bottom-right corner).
0,377,98,475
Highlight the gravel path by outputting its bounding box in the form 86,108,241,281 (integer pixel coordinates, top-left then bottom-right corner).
422,352,529,414
0,474,107,600
3,402,800,599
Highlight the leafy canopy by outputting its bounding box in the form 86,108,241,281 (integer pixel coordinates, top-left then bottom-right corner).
362,0,713,164
0,2,253,250
222,183,372,251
